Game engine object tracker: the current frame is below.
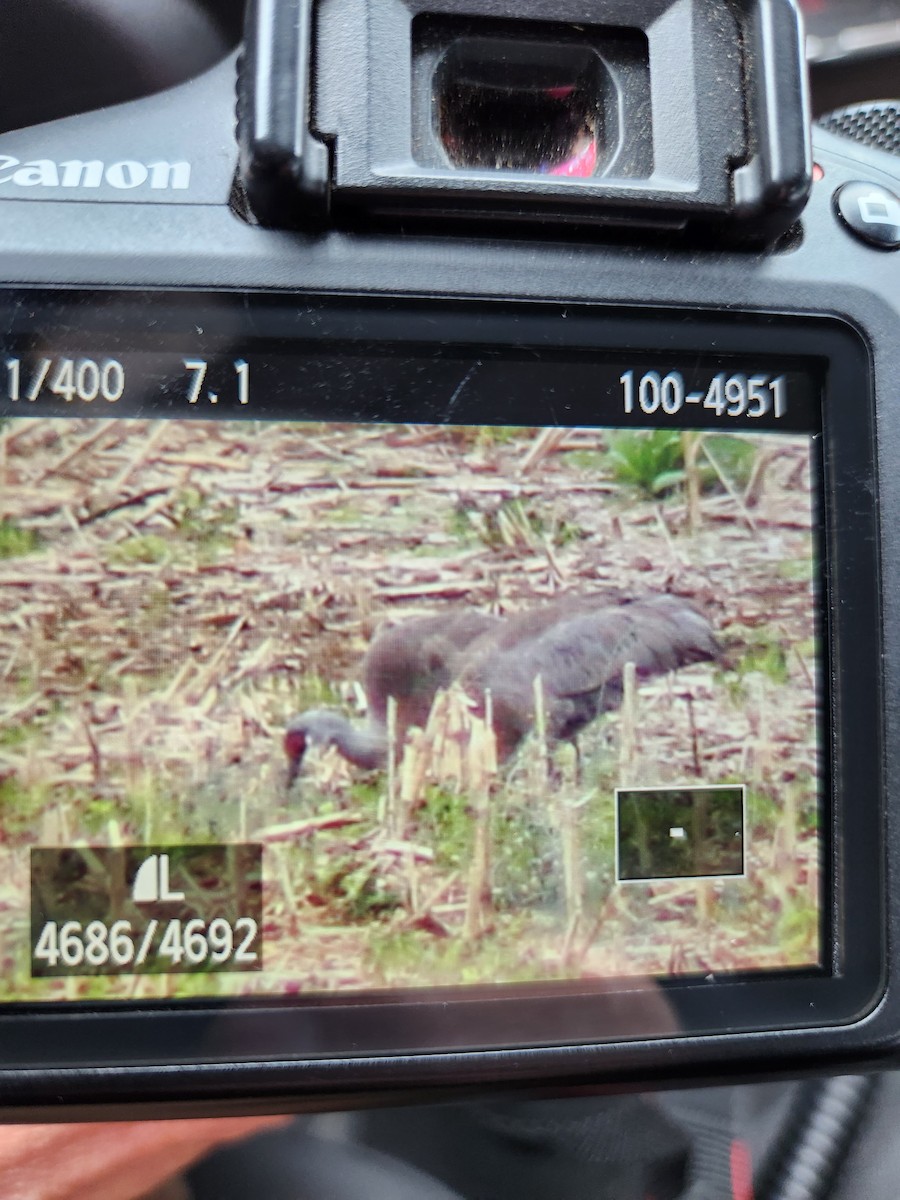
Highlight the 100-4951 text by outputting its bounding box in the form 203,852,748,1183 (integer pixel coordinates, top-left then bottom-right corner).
620,370,787,419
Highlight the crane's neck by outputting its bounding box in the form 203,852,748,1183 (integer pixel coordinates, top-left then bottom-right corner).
339,721,388,770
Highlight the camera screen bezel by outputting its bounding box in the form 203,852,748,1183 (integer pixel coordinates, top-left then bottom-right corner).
0,289,881,1097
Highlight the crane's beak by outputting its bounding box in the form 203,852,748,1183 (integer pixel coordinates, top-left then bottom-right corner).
284,727,307,789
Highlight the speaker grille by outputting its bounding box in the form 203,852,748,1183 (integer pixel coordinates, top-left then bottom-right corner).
818,101,900,157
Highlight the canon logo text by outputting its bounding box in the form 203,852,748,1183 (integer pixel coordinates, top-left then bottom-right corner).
0,157,191,190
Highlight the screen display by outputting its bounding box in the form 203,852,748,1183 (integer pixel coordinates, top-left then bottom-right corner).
0,320,824,1007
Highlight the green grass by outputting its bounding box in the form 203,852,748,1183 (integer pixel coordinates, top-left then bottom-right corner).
324,501,365,525
367,913,557,988
108,534,170,566
449,498,583,550
139,585,173,629
702,435,756,490
170,488,239,562
108,489,239,567
0,518,42,558
735,638,790,685
564,449,607,472
309,853,403,921
348,779,383,814
607,430,684,496
607,431,758,498
0,776,52,838
777,902,820,955
0,714,53,749
289,673,342,711
409,542,459,558
417,786,473,872
778,558,814,582
440,426,533,452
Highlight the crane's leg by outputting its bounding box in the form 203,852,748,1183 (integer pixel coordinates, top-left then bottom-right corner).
547,740,582,788
574,739,584,786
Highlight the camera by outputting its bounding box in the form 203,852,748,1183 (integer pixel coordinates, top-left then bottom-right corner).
0,0,897,1119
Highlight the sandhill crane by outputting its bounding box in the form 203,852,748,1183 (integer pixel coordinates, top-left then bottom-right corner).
284,609,501,783
284,595,719,784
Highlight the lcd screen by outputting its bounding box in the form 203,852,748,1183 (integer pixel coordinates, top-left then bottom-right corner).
0,328,823,1006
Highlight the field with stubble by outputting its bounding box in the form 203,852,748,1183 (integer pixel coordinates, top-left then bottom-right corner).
0,416,820,1002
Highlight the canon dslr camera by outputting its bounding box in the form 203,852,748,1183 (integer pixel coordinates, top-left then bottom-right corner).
0,0,897,1117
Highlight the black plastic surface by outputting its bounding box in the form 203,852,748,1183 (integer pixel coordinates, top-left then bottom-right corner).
237,0,811,237
834,180,900,247
820,101,900,157
0,293,885,1112
0,0,232,136
0,57,895,1113
237,0,330,226
0,55,238,208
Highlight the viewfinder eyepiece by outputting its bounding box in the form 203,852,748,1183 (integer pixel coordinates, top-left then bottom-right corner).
435,38,603,177
238,0,812,242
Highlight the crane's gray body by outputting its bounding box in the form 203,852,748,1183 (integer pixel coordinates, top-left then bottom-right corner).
286,596,719,777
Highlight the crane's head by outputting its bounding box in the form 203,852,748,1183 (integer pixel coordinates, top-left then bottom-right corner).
284,709,388,786
283,709,351,787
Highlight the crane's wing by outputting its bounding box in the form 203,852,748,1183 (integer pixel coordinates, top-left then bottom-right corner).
456,594,719,756
461,595,719,705
522,596,720,700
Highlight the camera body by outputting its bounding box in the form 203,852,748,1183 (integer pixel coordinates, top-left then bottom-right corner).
0,0,897,1117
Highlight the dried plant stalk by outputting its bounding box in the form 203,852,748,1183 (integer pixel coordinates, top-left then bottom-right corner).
378,694,397,832
272,844,299,939
531,672,549,792
463,780,492,943
399,727,428,815
462,689,495,942
619,661,638,782
696,879,713,922
783,780,798,860
558,790,584,962
682,431,703,534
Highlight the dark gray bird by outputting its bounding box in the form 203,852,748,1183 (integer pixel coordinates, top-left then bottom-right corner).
456,593,720,760
284,595,719,783
284,609,502,783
